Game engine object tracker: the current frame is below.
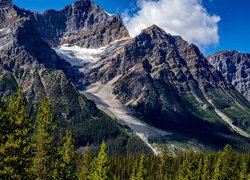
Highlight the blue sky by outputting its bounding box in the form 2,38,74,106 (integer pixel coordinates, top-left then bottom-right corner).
13,0,250,55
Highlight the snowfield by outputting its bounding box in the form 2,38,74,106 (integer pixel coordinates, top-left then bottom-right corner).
80,76,171,155
54,44,105,67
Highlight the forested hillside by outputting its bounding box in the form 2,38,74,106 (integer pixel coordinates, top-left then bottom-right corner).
0,91,249,179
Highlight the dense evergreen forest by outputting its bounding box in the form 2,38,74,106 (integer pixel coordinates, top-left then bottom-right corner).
0,90,250,179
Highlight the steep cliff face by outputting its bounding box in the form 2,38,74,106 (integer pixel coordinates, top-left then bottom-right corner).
208,50,250,102
32,0,129,48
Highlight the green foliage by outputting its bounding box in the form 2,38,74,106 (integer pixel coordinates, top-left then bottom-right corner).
240,161,249,180
159,150,176,179
202,154,214,180
31,97,57,179
137,153,147,180
55,129,76,180
213,145,238,180
179,153,199,180
130,159,138,180
90,141,110,180
78,144,92,180
0,89,33,179
129,153,147,180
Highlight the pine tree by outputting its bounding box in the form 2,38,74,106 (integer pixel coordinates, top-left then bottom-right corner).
136,153,147,180
159,150,175,179
130,159,138,180
90,141,110,180
240,161,248,180
179,153,198,180
55,129,76,180
78,144,92,180
213,144,237,180
197,157,203,180
202,154,214,180
0,89,33,179
32,97,57,179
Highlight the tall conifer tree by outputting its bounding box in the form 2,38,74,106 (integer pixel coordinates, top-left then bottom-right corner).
32,97,57,179
55,129,76,180
213,144,237,180
130,159,138,180
239,161,249,180
137,153,147,180
0,89,33,179
90,141,110,180
78,144,92,180
202,154,214,180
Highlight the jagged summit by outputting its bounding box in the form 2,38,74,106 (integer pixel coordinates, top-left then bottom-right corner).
33,0,129,48
210,50,245,56
208,50,250,101
143,24,165,33
139,24,173,39
0,0,12,7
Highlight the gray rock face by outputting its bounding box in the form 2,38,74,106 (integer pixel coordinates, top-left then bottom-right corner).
0,0,12,8
208,50,250,101
0,2,92,120
33,0,129,48
83,25,234,109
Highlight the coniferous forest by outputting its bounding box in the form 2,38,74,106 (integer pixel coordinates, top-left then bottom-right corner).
0,90,250,180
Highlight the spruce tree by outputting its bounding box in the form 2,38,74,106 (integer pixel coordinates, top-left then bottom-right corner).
78,144,92,180
179,153,198,180
32,97,57,179
55,129,76,180
240,161,248,180
197,157,203,180
213,144,237,180
130,159,138,180
0,89,33,179
136,153,147,180
202,154,214,180
90,141,110,180
159,150,175,179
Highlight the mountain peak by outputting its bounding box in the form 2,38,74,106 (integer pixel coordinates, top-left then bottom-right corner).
0,0,12,8
142,24,166,35
72,0,92,6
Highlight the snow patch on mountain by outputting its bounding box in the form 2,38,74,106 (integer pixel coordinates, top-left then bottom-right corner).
104,10,113,16
54,44,105,67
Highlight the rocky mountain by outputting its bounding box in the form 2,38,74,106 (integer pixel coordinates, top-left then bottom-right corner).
80,25,250,152
0,0,250,154
208,50,250,102
0,0,149,154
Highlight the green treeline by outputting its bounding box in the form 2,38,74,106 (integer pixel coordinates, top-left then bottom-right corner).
0,90,250,179
110,146,250,180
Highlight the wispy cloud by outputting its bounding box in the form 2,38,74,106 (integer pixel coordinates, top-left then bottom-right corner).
122,0,220,47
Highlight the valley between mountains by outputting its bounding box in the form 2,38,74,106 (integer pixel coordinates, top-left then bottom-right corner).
0,0,250,155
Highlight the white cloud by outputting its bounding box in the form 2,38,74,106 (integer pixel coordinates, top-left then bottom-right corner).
122,0,220,47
